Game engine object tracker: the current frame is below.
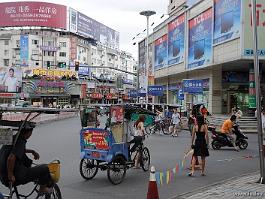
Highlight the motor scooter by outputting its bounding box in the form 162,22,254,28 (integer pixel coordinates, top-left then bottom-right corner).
208,123,248,150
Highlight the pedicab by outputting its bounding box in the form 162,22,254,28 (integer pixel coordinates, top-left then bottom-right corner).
79,104,156,185
0,106,77,199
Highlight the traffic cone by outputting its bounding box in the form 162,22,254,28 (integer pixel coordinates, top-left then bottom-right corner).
147,166,159,199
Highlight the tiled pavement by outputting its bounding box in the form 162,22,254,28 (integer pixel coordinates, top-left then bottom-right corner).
170,173,265,199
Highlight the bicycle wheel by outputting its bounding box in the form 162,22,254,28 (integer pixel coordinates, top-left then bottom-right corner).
49,184,62,199
140,147,150,172
107,155,126,185
79,158,99,180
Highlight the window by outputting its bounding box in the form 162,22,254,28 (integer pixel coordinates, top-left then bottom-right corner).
32,50,39,55
15,50,20,56
48,51,55,56
4,59,9,66
4,40,9,45
59,52,66,57
16,40,20,45
4,50,9,56
59,42,67,47
32,40,39,45
83,57,86,62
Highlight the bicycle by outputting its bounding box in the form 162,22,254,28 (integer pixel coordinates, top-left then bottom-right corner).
129,141,150,171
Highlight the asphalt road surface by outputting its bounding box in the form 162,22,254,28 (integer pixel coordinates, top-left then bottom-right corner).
0,117,260,199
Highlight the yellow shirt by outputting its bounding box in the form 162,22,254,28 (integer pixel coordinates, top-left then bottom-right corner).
221,119,233,134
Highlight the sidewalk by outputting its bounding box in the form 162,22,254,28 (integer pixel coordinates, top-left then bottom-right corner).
170,172,265,199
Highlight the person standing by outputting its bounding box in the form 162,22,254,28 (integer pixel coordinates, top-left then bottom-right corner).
188,110,196,136
261,109,265,135
189,115,209,176
171,109,181,137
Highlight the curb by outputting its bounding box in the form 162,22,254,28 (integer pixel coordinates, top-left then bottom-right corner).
36,115,78,125
167,171,260,199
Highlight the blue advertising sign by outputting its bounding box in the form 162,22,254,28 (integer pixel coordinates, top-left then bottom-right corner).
168,14,185,65
214,0,241,45
154,35,168,70
177,89,184,100
128,90,138,98
78,66,90,76
20,35,28,67
188,8,213,69
148,86,164,96
69,8,120,50
182,79,203,94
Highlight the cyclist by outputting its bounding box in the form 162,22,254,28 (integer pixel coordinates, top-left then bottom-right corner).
0,123,53,195
129,115,146,168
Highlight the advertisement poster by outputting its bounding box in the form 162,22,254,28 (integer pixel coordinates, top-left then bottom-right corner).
214,0,241,45
110,106,124,123
81,129,110,150
249,67,256,108
188,8,213,69
168,14,185,65
148,44,154,85
20,35,28,67
0,67,22,93
70,36,77,61
242,0,265,57
0,2,67,29
154,34,168,70
138,40,147,94
69,8,120,50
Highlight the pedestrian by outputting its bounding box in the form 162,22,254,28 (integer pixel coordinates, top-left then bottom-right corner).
171,109,181,137
188,110,196,136
188,115,209,177
234,107,243,119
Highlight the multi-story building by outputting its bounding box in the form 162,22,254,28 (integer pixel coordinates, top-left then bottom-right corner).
0,1,136,106
139,0,265,114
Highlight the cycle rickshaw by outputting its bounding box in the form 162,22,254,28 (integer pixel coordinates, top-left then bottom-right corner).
79,104,155,185
0,107,77,199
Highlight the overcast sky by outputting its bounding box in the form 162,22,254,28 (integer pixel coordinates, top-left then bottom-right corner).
6,0,169,59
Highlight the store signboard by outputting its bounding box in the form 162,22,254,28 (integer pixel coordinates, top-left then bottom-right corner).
69,8,119,50
0,2,67,29
213,0,241,45
20,35,28,67
0,67,22,93
188,8,213,69
242,0,265,57
168,14,185,65
177,89,184,100
148,85,164,96
182,79,203,94
128,90,138,98
249,67,256,108
32,68,77,77
154,34,168,70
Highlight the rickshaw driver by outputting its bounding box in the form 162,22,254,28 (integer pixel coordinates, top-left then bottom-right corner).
0,124,53,195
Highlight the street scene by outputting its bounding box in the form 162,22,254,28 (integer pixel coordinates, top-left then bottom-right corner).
0,0,265,198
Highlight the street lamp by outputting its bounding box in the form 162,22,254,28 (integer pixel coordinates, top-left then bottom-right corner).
251,0,265,184
140,10,156,105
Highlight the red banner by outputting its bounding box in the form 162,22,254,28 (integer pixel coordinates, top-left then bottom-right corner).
90,93,103,99
0,2,67,29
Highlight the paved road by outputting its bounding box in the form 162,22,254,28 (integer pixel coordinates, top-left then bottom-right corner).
0,117,260,198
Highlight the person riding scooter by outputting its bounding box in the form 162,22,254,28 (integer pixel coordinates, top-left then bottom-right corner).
221,115,239,151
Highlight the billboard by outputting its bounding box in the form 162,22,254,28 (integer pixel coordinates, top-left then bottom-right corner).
20,35,28,67
242,0,265,57
0,2,67,29
182,79,203,94
154,34,168,70
168,14,185,65
213,0,241,45
188,8,213,69
69,8,119,50
0,67,22,93
138,40,147,94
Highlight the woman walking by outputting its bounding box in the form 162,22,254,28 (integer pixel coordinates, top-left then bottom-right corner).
171,109,181,137
188,115,209,176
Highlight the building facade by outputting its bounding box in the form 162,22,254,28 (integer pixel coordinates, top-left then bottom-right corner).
140,0,265,114
0,1,137,106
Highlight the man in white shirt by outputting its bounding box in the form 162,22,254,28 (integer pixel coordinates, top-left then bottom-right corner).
4,68,18,92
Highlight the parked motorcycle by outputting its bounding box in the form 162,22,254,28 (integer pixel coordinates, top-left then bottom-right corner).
208,123,248,150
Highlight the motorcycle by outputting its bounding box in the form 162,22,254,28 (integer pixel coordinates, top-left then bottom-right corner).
208,123,248,150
